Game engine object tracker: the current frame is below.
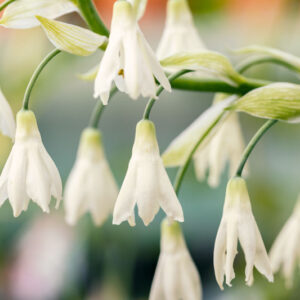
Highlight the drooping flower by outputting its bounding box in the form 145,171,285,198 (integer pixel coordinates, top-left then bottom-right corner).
64,128,118,226
9,215,77,300
193,94,246,187
149,219,202,300
113,120,184,226
0,110,62,217
269,196,300,288
0,89,16,139
94,1,171,105
0,0,78,29
214,177,273,289
157,0,206,60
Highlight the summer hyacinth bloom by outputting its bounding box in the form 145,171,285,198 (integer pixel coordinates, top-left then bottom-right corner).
193,95,246,187
157,0,206,60
113,120,184,226
214,177,273,289
0,89,15,139
64,128,118,226
94,1,171,105
269,196,300,287
0,110,62,217
9,215,76,300
149,219,202,300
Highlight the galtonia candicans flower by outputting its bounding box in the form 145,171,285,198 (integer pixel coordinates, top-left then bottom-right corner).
94,0,171,105
269,196,300,288
113,120,184,226
64,128,118,226
0,110,62,217
194,94,246,187
0,89,16,140
9,215,76,300
214,177,273,289
149,219,202,300
157,0,206,60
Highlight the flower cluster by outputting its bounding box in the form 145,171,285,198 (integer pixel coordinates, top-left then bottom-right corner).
1,0,300,298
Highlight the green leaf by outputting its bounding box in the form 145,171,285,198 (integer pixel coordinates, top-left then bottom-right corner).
160,51,245,86
162,96,236,167
234,45,300,73
230,83,300,123
36,16,107,56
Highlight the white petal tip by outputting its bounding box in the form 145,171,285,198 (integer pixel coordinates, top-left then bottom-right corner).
13,210,22,218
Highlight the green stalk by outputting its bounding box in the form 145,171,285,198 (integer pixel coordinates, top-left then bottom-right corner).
236,56,300,74
171,77,268,94
235,119,277,177
89,86,118,128
77,0,109,37
0,0,15,12
173,112,226,194
22,49,61,110
143,70,191,120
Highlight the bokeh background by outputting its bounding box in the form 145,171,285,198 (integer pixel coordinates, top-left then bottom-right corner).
1,0,300,299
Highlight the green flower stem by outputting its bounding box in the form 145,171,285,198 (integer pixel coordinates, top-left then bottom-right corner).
22,49,61,110
89,86,118,128
0,0,15,12
143,70,192,120
171,77,268,94
235,119,277,177
77,0,109,38
236,56,300,74
174,112,226,194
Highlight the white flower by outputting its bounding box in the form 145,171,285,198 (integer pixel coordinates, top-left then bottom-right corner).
214,177,273,289
113,120,184,226
193,94,246,187
269,196,300,288
9,215,76,300
0,89,15,140
149,219,202,300
157,0,206,60
0,110,62,217
94,1,171,105
0,0,78,29
64,128,118,226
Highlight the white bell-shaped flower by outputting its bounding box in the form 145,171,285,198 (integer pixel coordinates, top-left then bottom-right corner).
269,196,300,288
149,219,202,300
214,177,273,289
194,95,246,187
0,110,62,217
113,120,184,226
94,1,171,105
0,89,16,140
157,0,206,60
64,128,118,226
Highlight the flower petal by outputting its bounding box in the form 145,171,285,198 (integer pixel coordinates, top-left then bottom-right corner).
136,160,160,226
37,16,107,56
26,144,51,213
113,159,138,226
157,161,184,222
213,219,227,290
7,145,28,217
149,254,166,300
0,0,78,29
94,31,122,104
0,89,15,140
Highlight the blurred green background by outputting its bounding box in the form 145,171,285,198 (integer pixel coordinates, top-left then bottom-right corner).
1,0,300,299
